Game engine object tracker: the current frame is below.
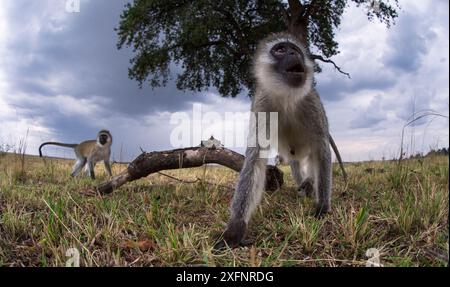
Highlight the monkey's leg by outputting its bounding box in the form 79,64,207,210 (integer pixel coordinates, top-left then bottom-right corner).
71,158,86,177
216,147,267,249
289,159,303,186
87,161,96,179
300,156,314,197
312,143,332,217
290,159,314,197
104,160,112,176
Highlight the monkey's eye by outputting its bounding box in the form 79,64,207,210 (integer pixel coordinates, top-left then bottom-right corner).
274,46,286,55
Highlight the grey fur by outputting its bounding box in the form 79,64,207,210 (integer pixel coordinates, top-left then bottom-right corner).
215,32,337,249
39,130,113,179
289,159,303,187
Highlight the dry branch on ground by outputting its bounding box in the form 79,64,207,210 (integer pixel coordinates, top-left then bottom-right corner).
96,147,284,194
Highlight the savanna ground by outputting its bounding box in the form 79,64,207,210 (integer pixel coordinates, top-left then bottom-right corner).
0,150,448,267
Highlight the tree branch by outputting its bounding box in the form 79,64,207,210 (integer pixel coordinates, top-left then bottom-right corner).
209,5,250,56
287,0,304,14
310,54,351,79
167,40,238,59
282,7,291,27
96,147,284,195
286,0,308,45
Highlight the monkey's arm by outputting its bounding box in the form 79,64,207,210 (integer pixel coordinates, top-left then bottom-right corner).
87,161,95,179
314,139,333,217
215,146,268,249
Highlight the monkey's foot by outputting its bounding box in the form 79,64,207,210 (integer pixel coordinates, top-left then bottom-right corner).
298,179,313,197
213,219,247,250
213,237,254,251
314,205,330,218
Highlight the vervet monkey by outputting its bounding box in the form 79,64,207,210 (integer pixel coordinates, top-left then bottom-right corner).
216,32,346,249
39,130,113,179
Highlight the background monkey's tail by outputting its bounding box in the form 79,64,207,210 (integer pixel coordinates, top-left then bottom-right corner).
39,142,78,157
328,134,348,183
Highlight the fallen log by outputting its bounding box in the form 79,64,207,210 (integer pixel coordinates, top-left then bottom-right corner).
96,147,284,194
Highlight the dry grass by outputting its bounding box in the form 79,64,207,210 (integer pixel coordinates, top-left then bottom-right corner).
0,152,448,266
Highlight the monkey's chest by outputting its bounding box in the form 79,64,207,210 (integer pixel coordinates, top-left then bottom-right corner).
278,115,311,159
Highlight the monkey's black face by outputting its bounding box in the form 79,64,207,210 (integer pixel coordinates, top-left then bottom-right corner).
270,42,306,87
99,134,109,145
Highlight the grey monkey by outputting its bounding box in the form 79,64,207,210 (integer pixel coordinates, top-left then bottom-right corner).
216,32,343,249
39,130,113,179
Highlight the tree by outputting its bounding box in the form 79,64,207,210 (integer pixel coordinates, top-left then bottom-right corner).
117,0,399,97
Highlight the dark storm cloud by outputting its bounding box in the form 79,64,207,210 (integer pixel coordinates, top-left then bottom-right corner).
42,114,99,141
316,72,397,102
4,0,200,118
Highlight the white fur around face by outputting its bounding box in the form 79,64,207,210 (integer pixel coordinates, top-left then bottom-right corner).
254,35,314,105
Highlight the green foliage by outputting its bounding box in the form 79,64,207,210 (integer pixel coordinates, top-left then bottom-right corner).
117,0,399,97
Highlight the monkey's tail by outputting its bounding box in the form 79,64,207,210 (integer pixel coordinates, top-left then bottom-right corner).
328,135,348,183
39,142,78,157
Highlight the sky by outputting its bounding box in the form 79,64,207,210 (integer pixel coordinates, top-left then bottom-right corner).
0,0,448,162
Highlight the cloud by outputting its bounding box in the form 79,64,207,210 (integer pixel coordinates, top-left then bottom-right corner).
319,0,449,161
382,13,434,72
349,95,387,129
2,0,201,117
316,71,396,102
0,0,448,162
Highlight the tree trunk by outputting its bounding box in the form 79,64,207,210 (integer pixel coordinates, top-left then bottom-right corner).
96,147,284,194
287,0,309,46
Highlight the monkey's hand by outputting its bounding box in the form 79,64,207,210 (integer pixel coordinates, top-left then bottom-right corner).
213,219,247,250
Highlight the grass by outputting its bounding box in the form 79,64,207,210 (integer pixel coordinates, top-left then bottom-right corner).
0,153,448,266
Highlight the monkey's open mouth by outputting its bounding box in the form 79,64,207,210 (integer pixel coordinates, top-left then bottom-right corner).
285,63,304,75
